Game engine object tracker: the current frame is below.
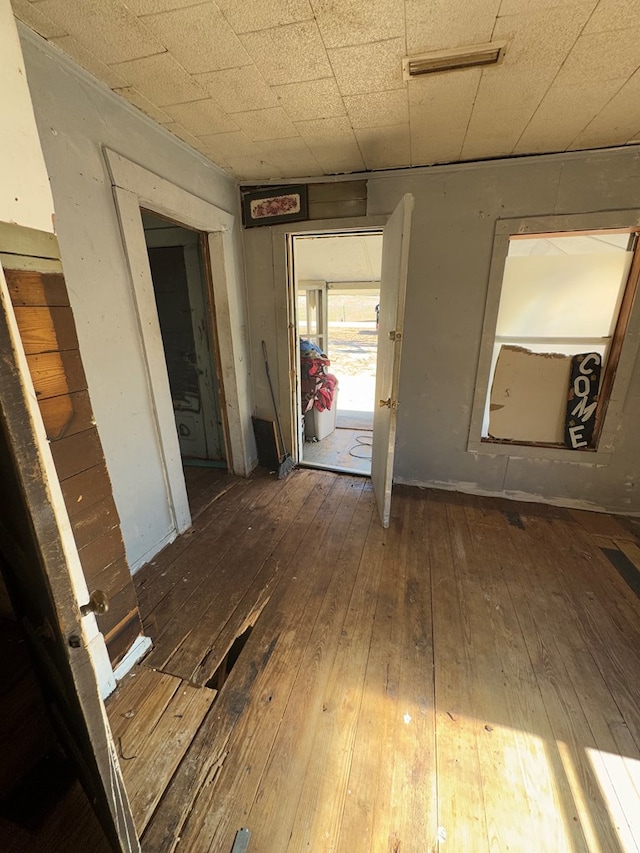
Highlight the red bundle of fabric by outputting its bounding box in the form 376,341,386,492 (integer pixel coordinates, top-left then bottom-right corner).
313,372,337,411
300,355,338,413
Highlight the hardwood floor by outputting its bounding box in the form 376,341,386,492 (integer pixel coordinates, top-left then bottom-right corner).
107,469,640,853
183,464,237,519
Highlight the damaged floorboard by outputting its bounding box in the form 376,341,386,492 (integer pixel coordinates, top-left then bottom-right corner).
107,666,216,835
106,469,640,852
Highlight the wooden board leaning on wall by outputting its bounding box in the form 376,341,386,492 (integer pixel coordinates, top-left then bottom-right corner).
0,222,143,666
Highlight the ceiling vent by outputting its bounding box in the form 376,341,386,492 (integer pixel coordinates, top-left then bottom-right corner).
402,41,506,80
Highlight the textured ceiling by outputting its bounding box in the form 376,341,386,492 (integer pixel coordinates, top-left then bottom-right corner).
12,0,640,180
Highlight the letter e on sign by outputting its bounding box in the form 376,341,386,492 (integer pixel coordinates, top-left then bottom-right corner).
568,425,588,448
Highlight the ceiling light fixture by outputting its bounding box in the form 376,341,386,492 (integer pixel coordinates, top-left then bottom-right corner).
402,41,506,80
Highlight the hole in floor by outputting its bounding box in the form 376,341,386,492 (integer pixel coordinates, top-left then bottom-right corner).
205,626,253,692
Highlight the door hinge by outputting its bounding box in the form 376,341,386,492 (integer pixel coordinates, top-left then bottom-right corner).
389,330,402,342
378,398,400,411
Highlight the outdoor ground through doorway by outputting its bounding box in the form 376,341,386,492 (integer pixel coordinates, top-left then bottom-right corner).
303,301,377,475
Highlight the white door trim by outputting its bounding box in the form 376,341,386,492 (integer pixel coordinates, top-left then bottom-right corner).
104,149,251,544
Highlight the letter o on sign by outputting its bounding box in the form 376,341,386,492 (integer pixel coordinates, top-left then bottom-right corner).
574,374,590,397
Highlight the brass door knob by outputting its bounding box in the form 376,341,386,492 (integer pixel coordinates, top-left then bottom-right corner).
80,589,109,617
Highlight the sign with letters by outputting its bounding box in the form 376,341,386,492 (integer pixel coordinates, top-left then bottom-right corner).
564,352,602,449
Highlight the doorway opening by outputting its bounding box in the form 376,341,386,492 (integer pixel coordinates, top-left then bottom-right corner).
142,211,228,511
291,231,382,475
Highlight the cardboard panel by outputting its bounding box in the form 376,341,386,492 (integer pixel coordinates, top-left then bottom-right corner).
489,345,571,443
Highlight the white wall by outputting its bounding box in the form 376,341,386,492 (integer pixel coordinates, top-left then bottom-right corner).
19,27,249,569
0,1,53,233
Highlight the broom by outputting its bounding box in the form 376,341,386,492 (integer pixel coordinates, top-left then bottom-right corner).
261,340,295,479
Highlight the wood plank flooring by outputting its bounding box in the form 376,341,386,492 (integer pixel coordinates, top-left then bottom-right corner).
302,427,372,475
182,465,238,520
0,778,112,853
108,469,640,853
107,667,216,835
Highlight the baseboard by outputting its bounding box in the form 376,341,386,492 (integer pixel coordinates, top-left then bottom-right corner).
111,635,153,685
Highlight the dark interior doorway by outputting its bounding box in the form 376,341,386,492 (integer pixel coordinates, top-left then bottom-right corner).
142,211,226,471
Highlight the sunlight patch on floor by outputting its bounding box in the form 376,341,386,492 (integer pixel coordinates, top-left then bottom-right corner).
586,746,640,851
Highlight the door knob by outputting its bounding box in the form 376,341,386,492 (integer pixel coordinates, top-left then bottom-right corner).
80,589,109,617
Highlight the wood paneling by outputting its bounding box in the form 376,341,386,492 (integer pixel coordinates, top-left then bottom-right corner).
103,609,145,670
7,270,70,306
39,390,94,442
61,462,114,520
77,530,128,583
5,265,143,666
94,561,135,621
307,180,366,220
26,350,86,399
70,493,121,551
50,427,104,481
12,306,78,354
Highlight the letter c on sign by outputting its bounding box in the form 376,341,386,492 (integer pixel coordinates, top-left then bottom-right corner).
579,353,600,375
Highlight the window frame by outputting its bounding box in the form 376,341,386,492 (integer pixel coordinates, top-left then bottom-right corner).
468,210,640,463
297,279,328,354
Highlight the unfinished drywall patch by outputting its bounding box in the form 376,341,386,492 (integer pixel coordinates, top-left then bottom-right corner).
488,346,571,443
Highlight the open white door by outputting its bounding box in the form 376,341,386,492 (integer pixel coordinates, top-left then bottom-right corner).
371,194,414,527
0,271,139,851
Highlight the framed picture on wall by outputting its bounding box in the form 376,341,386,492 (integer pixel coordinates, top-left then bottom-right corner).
242,185,308,228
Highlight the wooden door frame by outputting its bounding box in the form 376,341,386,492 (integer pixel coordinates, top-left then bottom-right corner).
104,149,252,552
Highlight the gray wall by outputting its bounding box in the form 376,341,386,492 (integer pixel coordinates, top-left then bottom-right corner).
245,148,640,515
368,148,640,514
20,29,247,568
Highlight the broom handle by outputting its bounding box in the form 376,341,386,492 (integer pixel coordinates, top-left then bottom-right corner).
262,340,287,453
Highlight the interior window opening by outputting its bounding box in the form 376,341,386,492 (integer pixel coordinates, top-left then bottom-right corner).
482,228,639,451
